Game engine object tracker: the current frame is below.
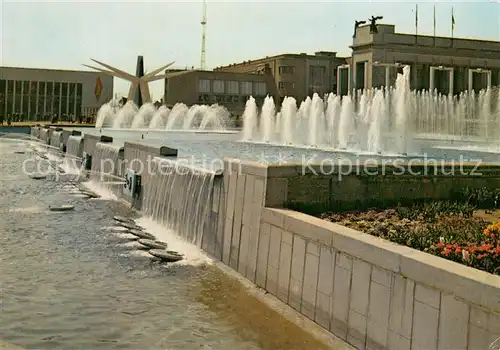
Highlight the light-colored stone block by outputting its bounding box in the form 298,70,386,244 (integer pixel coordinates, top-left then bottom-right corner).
331,265,352,339
387,331,410,350
371,266,392,287
412,300,439,350
222,215,234,265
278,238,292,303
317,246,335,296
337,252,353,270
268,226,282,268
261,207,285,227
241,175,255,226
367,282,390,348
415,283,440,309
281,229,293,246
253,176,266,207
291,236,306,281
255,222,271,288
437,294,469,350
283,211,334,246
348,309,367,350
245,224,259,282
389,275,414,340
226,172,238,219
468,325,494,350
238,224,250,275
289,278,303,311
266,265,279,296
315,291,331,329
350,259,372,316
302,247,320,320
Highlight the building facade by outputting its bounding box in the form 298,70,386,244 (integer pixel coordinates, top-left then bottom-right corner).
164,69,277,115
342,24,500,95
0,66,113,122
214,52,347,102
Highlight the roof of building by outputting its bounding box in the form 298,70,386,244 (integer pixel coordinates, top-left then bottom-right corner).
215,51,346,70
0,65,107,75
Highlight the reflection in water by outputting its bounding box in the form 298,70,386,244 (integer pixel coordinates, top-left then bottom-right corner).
0,138,336,350
196,267,332,350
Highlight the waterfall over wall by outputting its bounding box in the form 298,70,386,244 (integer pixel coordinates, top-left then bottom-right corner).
141,158,217,246
66,136,83,159
90,142,123,195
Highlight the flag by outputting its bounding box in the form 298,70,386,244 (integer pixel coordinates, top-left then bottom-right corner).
414,4,419,42
94,77,103,101
452,7,456,32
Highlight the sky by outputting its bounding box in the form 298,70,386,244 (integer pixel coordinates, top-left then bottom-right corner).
1,0,499,99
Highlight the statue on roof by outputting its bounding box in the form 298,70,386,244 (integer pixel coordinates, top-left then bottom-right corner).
369,16,383,34
353,20,367,38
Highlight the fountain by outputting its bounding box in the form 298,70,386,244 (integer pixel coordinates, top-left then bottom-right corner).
240,66,500,155
95,100,230,131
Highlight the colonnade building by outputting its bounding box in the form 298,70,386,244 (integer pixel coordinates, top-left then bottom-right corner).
340,24,500,96
0,66,113,122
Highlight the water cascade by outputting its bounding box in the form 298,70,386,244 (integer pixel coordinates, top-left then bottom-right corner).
131,103,156,129
260,96,276,142
241,97,258,141
142,158,217,246
64,135,84,172
90,143,123,195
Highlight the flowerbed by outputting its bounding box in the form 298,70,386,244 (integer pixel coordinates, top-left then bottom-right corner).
319,201,500,275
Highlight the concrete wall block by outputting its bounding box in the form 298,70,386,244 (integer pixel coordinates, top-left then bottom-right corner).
371,266,393,288
412,300,440,350
229,214,242,270
278,238,292,303
255,222,271,288
367,281,391,348
336,252,353,271
266,265,279,296
315,291,331,329
281,229,293,246
268,226,282,268
253,176,266,207
437,294,469,350
317,246,335,296
302,245,320,320
283,213,334,246
289,235,306,292
265,177,288,207
347,309,368,350
289,278,303,311
236,172,246,200
226,172,238,219
415,283,441,309
245,224,259,282
389,275,415,340
331,265,352,340
241,175,255,227
237,224,250,275
350,259,372,316
468,325,497,350
387,331,411,350
261,207,285,227
222,215,234,265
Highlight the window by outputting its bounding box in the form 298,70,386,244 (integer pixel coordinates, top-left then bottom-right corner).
213,80,225,94
226,80,239,94
278,81,295,90
253,82,267,96
199,79,211,93
279,66,295,74
76,83,83,119
240,81,252,95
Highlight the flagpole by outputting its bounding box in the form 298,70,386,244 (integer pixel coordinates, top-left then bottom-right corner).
433,4,436,46
415,4,418,44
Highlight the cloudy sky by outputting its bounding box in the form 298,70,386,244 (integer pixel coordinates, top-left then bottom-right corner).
1,0,499,99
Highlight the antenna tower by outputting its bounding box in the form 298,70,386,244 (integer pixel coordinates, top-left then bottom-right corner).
200,0,207,70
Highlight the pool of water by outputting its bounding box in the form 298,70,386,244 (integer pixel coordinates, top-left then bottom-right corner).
0,138,335,350
72,127,500,169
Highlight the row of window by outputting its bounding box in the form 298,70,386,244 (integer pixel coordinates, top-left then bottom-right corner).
0,80,83,119
198,79,267,96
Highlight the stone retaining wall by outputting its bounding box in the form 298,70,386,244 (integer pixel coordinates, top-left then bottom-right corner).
218,158,500,350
